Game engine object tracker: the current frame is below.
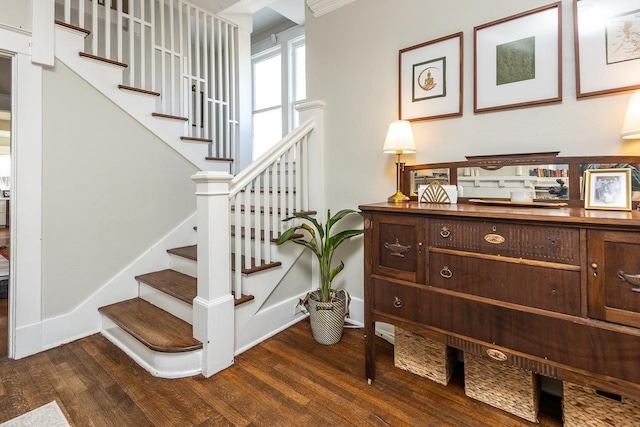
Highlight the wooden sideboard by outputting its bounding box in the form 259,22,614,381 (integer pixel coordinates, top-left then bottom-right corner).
361,201,640,400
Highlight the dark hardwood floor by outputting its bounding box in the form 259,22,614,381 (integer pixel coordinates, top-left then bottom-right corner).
0,320,562,426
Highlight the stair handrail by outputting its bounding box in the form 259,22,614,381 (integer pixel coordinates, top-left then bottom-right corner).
229,118,314,197
228,118,315,300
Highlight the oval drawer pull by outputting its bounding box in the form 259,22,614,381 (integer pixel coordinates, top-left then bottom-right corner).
486,348,508,361
617,270,640,292
440,227,451,238
393,297,404,309
440,266,452,279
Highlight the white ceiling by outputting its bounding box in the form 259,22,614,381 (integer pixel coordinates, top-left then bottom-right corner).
192,0,304,34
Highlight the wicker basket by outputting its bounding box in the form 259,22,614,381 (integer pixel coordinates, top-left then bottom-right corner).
464,352,540,423
394,327,456,386
563,382,640,426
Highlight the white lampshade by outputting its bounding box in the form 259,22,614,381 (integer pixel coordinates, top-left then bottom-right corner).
383,120,416,154
622,91,640,140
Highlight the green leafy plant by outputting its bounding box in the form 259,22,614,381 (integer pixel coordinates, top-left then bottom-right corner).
276,209,364,303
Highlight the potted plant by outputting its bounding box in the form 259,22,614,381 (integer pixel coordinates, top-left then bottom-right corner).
276,209,364,345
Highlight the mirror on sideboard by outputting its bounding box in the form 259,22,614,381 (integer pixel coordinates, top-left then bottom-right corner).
403,152,640,207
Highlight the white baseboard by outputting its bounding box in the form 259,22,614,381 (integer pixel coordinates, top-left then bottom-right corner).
234,293,310,355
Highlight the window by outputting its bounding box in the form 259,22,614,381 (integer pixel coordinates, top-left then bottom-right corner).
251,30,305,160
252,49,282,160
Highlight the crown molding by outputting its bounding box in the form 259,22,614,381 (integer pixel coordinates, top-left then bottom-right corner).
306,0,356,18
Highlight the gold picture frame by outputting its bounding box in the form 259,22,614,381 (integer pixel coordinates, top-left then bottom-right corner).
584,168,632,211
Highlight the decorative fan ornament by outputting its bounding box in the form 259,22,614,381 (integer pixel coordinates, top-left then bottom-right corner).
421,182,451,203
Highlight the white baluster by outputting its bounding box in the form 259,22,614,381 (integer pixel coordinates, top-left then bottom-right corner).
253,177,261,267
263,170,271,264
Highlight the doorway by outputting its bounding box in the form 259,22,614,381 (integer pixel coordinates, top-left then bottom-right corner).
0,55,11,359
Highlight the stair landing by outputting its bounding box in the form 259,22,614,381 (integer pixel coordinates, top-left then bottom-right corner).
99,298,202,353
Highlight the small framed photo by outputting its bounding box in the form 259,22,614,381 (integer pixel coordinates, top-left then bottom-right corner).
474,2,562,113
399,32,463,121
574,0,640,98
584,168,632,210
2,190,9,198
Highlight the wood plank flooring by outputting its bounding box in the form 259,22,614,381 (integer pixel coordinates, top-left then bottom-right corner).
0,320,563,426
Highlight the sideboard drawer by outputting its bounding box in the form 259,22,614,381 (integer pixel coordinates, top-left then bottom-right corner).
429,250,581,315
430,218,580,265
371,278,423,324
372,214,425,283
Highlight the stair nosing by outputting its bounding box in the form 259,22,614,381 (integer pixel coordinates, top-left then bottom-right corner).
152,112,189,122
118,84,161,97
180,136,213,143
79,52,128,68
55,20,91,37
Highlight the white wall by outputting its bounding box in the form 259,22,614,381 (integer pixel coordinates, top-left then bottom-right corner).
305,0,640,300
41,60,198,318
0,0,32,31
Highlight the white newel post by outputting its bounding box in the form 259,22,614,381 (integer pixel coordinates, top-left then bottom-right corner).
191,171,235,377
296,100,326,292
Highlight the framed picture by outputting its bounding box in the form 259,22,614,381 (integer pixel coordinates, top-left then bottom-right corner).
584,168,632,210
399,32,463,121
574,0,640,98
474,2,562,113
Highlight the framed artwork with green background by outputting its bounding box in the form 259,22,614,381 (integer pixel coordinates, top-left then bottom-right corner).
474,2,562,113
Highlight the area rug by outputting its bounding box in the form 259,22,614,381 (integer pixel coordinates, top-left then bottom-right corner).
0,401,70,427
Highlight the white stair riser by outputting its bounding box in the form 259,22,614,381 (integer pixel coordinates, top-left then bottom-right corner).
139,283,193,324
168,254,197,277
101,316,202,378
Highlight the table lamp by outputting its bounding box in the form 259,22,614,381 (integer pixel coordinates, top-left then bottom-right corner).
383,120,416,202
622,91,640,140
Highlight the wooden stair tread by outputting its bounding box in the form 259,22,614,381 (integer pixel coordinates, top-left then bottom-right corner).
230,226,301,243
230,206,317,216
118,85,161,97
167,245,197,261
99,298,202,353
135,269,196,304
54,20,90,37
205,157,234,162
152,112,188,121
180,136,213,143
167,245,281,274
135,269,254,306
79,52,128,68
233,293,255,305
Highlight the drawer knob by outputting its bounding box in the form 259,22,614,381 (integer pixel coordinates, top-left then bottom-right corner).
440,266,453,279
440,227,451,238
617,270,640,293
393,297,404,309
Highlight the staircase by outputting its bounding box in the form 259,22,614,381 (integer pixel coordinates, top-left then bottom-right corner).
52,0,323,379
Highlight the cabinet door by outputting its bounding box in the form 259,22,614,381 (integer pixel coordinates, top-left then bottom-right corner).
371,213,425,283
588,230,640,328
